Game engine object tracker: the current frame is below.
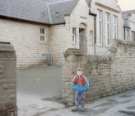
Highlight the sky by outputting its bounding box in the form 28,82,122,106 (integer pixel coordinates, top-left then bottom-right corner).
118,0,135,11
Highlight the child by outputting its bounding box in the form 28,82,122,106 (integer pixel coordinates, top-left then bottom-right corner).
72,68,89,112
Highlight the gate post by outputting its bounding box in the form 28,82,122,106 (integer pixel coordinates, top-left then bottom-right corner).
0,42,16,116
63,48,82,106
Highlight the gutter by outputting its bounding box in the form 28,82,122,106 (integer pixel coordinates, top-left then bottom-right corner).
0,15,66,26
0,15,50,26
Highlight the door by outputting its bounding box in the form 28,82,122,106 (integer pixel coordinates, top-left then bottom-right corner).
79,28,87,55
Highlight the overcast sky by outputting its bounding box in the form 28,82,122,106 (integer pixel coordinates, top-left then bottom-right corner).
118,0,135,11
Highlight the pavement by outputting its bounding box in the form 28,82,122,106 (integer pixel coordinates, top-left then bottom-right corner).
18,89,135,116
17,65,135,116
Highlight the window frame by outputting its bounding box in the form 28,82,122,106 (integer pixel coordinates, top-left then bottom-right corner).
113,15,118,40
132,31,135,41
40,27,47,43
97,9,103,47
72,27,77,47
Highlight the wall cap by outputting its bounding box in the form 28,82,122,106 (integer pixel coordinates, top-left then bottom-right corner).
87,55,112,63
0,42,14,52
64,48,82,57
113,40,135,47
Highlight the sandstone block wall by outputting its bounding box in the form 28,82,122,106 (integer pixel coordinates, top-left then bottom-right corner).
0,42,16,116
63,40,135,105
111,40,135,93
0,19,49,68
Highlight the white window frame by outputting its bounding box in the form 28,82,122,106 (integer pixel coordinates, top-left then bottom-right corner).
106,12,111,45
72,27,77,48
97,9,103,47
132,31,135,41
40,27,47,43
113,15,118,40
125,28,130,41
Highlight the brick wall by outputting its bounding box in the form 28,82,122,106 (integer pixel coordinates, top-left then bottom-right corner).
63,40,135,105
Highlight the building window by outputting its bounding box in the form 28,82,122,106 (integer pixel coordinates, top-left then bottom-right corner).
40,27,47,42
104,12,111,46
105,13,118,46
40,36,45,41
125,28,130,40
40,28,45,34
90,30,94,45
72,28,77,47
107,12,111,45
132,31,135,41
113,15,118,40
97,9,103,46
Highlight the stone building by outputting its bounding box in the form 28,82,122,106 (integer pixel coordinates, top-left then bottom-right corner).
90,0,124,56
0,0,123,68
123,10,135,41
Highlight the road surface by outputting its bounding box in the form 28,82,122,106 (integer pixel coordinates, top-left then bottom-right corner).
17,64,135,116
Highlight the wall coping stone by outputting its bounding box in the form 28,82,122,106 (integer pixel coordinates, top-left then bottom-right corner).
64,49,112,63
115,40,135,47
108,40,135,54
64,48,82,57
87,55,112,63
0,42,14,52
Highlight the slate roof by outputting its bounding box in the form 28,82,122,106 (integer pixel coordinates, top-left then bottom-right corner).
0,0,82,25
48,0,79,24
0,0,50,24
123,10,135,14
122,10,135,27
122,10,135,19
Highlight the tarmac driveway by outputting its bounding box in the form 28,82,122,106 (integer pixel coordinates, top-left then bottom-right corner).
17,64,135,116
17,64,63,99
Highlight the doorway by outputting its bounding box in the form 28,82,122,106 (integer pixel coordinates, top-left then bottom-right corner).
79,28,87,55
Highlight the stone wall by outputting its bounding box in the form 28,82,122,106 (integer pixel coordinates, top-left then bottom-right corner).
0,42,16,115
49,25,72,65
0,19,49,68
111,40,135,93
63,40,135,105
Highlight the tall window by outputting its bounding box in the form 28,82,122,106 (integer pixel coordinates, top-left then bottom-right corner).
125,28,130,40
107,12,111,45
132,31,135,41
113,15,118,40
97,10,103,46
104,12,110,46
72,28,77,47
105,13,118,45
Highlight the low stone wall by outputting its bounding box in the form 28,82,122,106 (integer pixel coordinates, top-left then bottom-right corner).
63,40,135,105
0,42,16,116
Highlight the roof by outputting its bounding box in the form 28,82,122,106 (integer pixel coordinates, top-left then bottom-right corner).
0,0,50,24
85,0,92,6
48,0,79,24
122,10,135,28
95,0,121,12
0,0,80,25
123,9,135,14
122,10,135,20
